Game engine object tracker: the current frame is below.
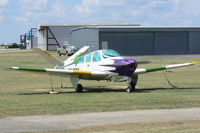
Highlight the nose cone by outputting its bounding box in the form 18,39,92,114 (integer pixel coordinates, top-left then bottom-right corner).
112,58,137,76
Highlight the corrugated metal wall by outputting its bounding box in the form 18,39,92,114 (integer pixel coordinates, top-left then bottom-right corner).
189,32,200,54
99,31,200,55
57,27,200,55
48,26,78,50
99,32,154,55
72,28,99,51
38,29,46,50
38,26,80,50
32,37,38,48
154,32,188,55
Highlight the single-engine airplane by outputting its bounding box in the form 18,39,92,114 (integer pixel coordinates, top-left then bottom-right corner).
9,46,198,93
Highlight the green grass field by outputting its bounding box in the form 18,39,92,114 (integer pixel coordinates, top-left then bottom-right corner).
0,45,6,49
0,51,200,117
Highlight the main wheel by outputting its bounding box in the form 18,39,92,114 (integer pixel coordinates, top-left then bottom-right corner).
76,84,83,93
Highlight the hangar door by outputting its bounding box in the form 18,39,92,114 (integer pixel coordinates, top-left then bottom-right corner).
189,32,200,54
99,32,154,55
155,32,188,55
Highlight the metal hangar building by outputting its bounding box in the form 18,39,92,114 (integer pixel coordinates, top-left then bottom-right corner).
72,26,200,55
24,24,200,55
37,24,139,51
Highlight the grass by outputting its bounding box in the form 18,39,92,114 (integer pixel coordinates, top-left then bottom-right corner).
0,45,6,49
0,51,200,117
26,120,200,133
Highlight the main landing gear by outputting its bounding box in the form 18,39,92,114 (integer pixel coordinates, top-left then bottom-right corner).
71,76,83,93
126,74,138,93
76,84,83,93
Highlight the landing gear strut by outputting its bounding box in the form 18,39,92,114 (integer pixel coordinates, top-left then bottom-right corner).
126,74,138,93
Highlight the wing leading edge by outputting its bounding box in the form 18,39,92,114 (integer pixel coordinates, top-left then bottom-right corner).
9,66,107,77
134,62,198,74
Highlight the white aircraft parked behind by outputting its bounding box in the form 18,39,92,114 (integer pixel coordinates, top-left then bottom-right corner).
9,46,198,93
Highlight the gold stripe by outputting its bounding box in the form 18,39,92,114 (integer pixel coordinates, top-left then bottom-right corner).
190,62,198,65
73,70,91,75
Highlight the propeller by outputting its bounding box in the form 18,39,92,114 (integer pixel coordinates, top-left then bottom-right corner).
136,61,151,64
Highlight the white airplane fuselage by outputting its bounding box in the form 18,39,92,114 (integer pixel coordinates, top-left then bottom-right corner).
64,50,137,80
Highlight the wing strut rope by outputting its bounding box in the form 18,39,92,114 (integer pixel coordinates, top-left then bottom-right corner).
49,72,56,93
61,77,63,88
162,70,179,89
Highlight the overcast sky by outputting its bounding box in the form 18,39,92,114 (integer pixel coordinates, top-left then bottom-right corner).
1,0,200,44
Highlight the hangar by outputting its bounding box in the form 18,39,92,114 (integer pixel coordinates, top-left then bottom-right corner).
23,24,200,55
37,24,139,51
72,26,200,55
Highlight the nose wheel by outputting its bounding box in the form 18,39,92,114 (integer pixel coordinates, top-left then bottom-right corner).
126,75,138,93
126,82,136,93
76,84,83,93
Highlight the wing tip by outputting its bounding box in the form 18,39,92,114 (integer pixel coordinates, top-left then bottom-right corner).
8,66,19,69
190,62,198,65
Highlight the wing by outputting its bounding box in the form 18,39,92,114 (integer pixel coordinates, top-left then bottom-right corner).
8,66,107,77
134,62,198,74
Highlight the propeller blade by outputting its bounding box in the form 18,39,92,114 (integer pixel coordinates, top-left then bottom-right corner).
136,61,151,64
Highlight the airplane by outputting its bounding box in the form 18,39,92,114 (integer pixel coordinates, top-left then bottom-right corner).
9,46,198,93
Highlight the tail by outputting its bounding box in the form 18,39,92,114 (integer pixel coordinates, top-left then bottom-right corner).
33,48,63,65
64,46,90,66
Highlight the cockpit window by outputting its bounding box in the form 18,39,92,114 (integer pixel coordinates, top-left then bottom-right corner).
66,45,75,49
78,55,85,64
86,53,92,63
93,52,101,62
102,49,121,59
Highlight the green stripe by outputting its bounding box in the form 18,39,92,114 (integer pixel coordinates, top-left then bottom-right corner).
146,66,166,72
19,67,46,72
65,52,83,66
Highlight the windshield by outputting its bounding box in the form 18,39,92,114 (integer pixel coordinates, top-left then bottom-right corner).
66,45,75,49
102,49,121,59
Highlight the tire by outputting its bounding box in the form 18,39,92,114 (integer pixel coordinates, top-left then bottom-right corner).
58,51,61,56
76,84,83,93
126,82,135,93
126,87,133,93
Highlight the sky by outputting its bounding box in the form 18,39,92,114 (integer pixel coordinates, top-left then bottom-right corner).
0,0,200,44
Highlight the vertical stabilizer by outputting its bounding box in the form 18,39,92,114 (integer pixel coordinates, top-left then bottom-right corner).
64,46,90,66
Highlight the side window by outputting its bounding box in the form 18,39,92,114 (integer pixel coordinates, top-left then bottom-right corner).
93,52,101,62
86,53,92,63
78,55,85,64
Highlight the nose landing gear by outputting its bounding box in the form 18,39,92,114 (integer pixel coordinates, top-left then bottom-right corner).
126,74,138,93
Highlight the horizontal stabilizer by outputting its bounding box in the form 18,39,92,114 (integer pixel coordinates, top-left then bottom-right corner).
33,48,63,65
136,61,151,64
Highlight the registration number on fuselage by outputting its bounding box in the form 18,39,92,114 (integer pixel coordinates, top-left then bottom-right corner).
68,68,79,70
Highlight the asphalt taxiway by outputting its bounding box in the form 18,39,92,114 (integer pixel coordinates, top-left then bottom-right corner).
1,108,200,133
